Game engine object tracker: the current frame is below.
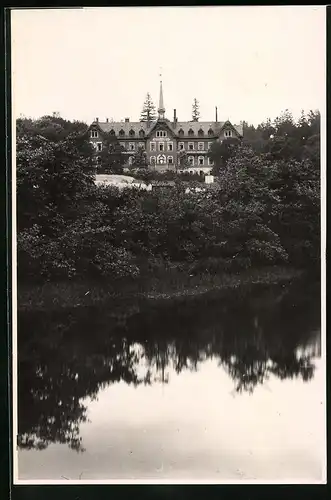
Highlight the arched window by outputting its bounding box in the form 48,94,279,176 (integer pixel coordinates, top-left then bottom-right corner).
150,156,156,165
198,129,204,137
139,130,145,138
110,129,116,136
129,129,135,137
188,156,194,165
178,129,184,136
198,156,204,166
208,128,214,136
157,154,166,164
119,129,125,137
188,128,194,136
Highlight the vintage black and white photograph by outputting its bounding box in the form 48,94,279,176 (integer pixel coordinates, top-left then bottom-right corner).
12,6,326,483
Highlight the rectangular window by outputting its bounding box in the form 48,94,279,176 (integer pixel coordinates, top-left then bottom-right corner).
198,142,204,151
156,130,167,137
178,142,184,150
90,130,98,138
150,142,156,151
208,142,213,150
138,142,145,149
208,157,214,165
168,156,173,164
159,142,164,151
224,130,232,137
188,142,194,151
168,142,173,151
120,142,126,149
96,142,102,151
129,143,135,151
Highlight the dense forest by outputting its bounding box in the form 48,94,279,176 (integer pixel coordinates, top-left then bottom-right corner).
16,110,320,289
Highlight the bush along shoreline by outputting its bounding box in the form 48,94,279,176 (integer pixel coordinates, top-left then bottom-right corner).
18,266,306,312
16,110,320,311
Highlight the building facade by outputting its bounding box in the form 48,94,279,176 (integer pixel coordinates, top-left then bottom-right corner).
88,81,243,174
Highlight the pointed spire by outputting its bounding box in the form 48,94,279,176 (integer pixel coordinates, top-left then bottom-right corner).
158,71,165,120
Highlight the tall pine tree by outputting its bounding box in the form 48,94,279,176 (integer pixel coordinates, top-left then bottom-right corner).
140,93,157,122
192,98,200,122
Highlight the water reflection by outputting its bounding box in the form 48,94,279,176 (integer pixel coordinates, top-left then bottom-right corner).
17,278,320,454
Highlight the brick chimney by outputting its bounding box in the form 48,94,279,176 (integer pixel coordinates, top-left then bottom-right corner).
215,107,218,123
173,109,177,125
106,118,109,123
96,117,99,123
125,117,129,123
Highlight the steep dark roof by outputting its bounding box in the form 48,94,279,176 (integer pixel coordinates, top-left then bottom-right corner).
96,121,153,135
91,119,243,137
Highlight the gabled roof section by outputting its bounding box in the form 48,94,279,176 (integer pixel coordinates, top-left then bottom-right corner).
146,119,176,138
219,120,243,137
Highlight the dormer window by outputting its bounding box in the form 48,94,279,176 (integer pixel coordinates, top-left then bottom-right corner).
110,129,116,136
198,129,204,136
224,130,232,137
188,128,194,136
208,128,214,136
178,129,184,136
139,130,145,138
90,130,98,138
119,129,125,137
156,130,167,137
129,129,135,137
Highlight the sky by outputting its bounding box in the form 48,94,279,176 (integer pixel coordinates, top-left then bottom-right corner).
11,6,326,126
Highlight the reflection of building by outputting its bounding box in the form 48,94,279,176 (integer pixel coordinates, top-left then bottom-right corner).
88,80,243,174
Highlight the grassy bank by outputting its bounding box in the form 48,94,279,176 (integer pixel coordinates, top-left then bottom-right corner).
17,266,304,311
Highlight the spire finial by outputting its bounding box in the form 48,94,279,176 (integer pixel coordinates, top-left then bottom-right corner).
158,68,165,120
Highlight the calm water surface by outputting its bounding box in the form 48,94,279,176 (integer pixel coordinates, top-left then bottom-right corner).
17,278,325,482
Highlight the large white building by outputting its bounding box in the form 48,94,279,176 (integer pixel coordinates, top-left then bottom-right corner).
88,80,243,174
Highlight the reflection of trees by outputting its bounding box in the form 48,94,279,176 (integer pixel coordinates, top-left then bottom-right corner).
18,279,320,451
18,307,144,452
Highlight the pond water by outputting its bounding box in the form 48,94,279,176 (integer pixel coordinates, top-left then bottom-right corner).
16,278,325,482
